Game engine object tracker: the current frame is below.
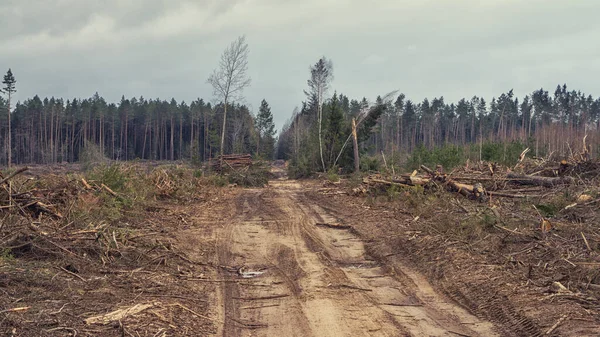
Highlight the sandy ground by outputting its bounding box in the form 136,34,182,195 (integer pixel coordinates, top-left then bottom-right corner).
178,178,499,336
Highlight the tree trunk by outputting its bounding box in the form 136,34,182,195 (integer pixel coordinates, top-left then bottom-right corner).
6,92,11,168
256,132,260,158
142,121,148,159
179,115,183,160
190,111,194,160
170,116,174,161
352,118,360,173
124,110,128,161
220,103,228,169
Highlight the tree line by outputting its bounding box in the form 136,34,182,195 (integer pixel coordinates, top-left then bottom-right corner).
0,91,276,165
3,43,600,170
0,37,278,167
277,58,600,175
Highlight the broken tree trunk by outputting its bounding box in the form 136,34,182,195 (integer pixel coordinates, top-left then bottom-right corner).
506,173,573,187
352,118,360,173
395,175,430,186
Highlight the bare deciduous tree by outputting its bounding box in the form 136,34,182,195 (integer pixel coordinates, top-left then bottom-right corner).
207,36,251,160
305,57,333,172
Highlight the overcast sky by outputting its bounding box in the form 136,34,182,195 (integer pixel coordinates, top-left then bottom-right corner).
1,0,599,130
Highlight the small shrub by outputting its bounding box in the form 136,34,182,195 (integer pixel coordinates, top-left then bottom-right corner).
326,167,340,183
207,174,229,187
227,165,270,187
405,144,464,171
288,155,313,179
534,204,559,218
1,248,15,262
87,164,129,192
481,141,527,166
361,156,380,172
386,184,402,201
79,141,109,171
347,173,363,188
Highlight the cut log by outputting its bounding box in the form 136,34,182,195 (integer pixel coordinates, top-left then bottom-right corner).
364,178,411,188
506,173,573,187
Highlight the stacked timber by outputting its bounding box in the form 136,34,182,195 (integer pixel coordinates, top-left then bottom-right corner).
211,154,252,172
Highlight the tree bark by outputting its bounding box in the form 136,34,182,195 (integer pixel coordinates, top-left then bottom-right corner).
7,92,11,168
318,96,325,172
220,102,228,166
352,118,360,173
506,173,573,187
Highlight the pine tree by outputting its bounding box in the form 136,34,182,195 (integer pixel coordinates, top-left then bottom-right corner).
2,69,16,168
324,92,345,167
256,99,276,159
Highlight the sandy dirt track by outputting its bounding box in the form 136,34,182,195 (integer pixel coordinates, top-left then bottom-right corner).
199,179,500,336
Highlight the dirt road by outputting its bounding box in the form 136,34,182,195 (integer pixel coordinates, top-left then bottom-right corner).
206,179,500,336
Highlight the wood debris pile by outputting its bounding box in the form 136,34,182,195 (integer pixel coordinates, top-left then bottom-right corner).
0,167,130,262
150,168,177,198
0,164,218,336
210,154,252,172
358,155,600,205
0,167,64,220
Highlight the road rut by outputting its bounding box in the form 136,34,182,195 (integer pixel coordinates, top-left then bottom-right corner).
213,180,499,336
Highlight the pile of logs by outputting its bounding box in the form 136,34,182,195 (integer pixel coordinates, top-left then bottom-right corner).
211,154,252,172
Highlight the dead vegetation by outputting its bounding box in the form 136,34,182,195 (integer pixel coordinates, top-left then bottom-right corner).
0,163,232,336
208,154,271,187
312,151,600,336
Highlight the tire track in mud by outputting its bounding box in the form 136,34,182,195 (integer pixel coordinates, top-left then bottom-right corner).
214,180,500,336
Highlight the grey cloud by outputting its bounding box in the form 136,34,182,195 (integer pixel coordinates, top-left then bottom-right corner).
1,0,600,130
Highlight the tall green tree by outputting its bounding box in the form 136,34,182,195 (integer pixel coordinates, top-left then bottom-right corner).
255,99,276,158
2,69,16,168
324,92,344,167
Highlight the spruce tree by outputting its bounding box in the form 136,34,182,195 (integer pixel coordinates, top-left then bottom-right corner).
256,99,276,158
2,69,16,168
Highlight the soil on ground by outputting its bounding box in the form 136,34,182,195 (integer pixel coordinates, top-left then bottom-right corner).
2,162,599,336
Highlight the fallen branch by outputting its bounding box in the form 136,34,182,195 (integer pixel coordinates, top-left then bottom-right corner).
58,266,86,282
487,191,539,199
545,314,568,335
81,178,92,189
169,303,222,323
101,184,118,197
0,167,28,186
364,178,411,188
85,302,156,324
581,232,592,251
0,306,31,314
506,173,573,187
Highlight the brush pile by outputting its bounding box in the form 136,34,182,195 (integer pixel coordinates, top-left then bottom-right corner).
360,154,600,206
0,167,64,220
0,163,223,336
0,166,128,263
